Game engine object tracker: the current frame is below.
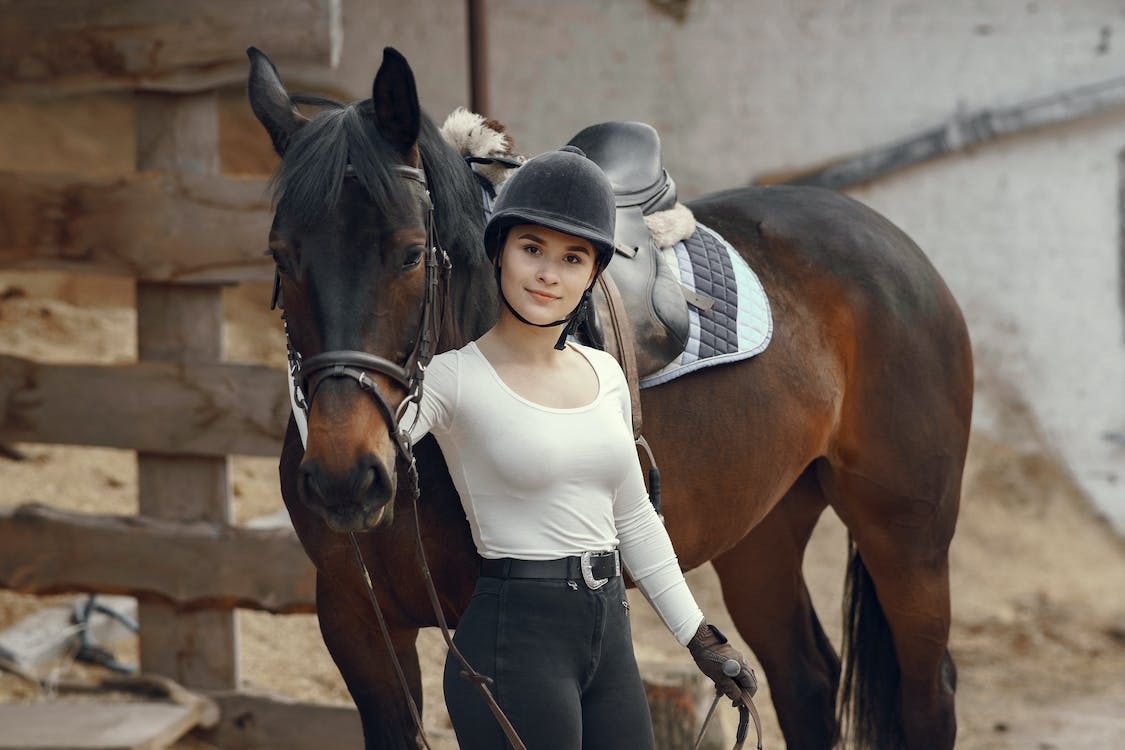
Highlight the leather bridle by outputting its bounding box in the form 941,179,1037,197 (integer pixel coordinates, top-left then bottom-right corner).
280,164,448,459
276,159,761,750
276,162,529,750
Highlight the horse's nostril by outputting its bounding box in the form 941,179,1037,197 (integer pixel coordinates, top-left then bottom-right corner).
361,456,394,506
360,465,377,495
299,463,320,503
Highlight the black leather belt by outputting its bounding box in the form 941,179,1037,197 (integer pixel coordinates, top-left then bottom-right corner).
480,550,621,590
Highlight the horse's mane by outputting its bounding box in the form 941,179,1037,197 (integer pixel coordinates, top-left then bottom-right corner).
269,97,489,273
417,115,489,269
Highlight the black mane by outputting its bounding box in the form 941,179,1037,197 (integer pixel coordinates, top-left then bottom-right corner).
269,97,489,273
270,95,496,344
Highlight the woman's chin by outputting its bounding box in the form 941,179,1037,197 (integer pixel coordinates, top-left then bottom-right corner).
510,302,566,327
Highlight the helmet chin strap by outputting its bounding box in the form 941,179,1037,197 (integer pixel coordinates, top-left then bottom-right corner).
495,264,597,350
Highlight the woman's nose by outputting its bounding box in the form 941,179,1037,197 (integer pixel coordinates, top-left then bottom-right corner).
536,261,557,282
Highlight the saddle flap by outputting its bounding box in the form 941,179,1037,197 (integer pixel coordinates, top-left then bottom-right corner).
585,245,689,377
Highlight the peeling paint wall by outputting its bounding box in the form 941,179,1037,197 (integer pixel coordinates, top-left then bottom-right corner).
344,0,1125,529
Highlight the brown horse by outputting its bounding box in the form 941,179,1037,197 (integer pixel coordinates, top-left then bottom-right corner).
248,46,972,750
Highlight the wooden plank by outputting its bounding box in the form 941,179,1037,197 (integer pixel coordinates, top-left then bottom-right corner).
196,690,366,750
0,702,202,749
0,354,288,457
0,673,219,749
0,170,274,283
0,503,315,613
0,0,341,98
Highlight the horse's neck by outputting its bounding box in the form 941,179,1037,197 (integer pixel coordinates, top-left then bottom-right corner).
438,152,500,346
448,259,498,346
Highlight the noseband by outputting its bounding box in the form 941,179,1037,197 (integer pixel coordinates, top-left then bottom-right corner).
279,163,450,458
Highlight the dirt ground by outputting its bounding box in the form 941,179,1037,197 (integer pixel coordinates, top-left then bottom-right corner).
2,275,1125,749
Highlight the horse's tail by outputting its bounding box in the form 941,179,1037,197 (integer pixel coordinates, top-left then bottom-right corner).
838,538,906,749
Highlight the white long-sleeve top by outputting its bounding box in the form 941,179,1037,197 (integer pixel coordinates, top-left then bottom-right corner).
291,340,704,645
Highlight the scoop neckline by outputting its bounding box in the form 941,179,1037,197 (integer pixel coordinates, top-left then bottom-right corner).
467,340,603,413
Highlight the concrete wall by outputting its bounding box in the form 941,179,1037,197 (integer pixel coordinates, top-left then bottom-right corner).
330,0,1125,531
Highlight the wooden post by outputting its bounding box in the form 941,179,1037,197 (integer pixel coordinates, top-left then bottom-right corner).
134,90,237,689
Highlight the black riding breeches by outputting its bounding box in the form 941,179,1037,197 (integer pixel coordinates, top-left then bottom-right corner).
443,574,655,750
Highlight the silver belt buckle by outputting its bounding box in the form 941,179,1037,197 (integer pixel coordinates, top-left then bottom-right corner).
580,550,619,590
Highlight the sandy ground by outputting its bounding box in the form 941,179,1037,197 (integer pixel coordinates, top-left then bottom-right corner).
2,276,1125,749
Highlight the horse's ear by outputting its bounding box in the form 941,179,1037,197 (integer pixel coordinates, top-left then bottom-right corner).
372,47,421,156
247,46,308,156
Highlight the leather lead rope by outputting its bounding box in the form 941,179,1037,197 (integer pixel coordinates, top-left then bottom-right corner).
288,161,528,749
693,686,764,750
347,458,528,750
347,532,434,750
401,457,528,749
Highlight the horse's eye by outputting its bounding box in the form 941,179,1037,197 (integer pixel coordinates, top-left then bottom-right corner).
402,247,424,270
266,245,293,276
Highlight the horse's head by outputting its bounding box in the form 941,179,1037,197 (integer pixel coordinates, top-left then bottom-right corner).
248,47,494,532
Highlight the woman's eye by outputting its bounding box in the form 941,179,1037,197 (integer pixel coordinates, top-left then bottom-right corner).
522,244,541,255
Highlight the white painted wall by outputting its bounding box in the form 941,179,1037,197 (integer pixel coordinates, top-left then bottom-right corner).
337,0,1125,531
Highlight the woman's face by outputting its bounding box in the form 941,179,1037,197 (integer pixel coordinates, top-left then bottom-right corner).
498,224,598,325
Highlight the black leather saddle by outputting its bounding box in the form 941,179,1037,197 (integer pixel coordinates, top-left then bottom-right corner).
567,121,689,375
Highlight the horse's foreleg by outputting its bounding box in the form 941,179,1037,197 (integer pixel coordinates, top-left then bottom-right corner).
711,469,839,750
316,573,425,750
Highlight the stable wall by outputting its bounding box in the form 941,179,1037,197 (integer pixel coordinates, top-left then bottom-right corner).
344,0,1124,531
7,0,1120,530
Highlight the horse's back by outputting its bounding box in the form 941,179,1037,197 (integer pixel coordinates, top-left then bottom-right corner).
686,184,972,508
688,184,971,398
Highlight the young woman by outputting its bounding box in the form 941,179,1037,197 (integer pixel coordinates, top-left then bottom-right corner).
403,146,758,749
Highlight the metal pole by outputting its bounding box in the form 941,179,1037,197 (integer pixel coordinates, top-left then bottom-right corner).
1119,148,1125,344
467,0,489,116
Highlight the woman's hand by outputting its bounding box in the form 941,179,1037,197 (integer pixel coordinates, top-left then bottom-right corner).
687,621,758,704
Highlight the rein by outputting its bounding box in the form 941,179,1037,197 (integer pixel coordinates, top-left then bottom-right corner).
280,163,529,750
693,686,764,750
280,158,759,750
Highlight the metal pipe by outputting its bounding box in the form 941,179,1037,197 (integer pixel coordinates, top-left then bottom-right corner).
467,0,489,116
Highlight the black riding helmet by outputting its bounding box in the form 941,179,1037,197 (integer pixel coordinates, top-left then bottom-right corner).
483,146,616,349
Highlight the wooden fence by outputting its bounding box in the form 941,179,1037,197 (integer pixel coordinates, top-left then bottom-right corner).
0,2,368,746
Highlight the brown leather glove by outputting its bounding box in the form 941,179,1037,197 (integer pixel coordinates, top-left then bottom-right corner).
687,621,758,703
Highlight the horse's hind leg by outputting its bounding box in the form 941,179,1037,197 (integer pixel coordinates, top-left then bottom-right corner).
824,458,960,750
711,468,840,749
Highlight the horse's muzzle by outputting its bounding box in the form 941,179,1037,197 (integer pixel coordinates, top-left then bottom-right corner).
298,453,397,532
